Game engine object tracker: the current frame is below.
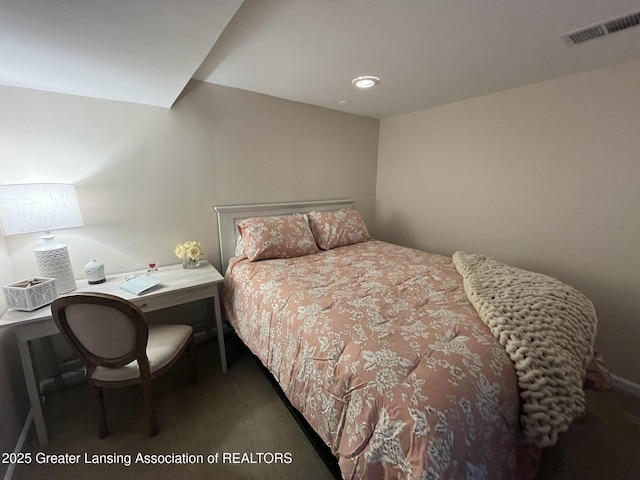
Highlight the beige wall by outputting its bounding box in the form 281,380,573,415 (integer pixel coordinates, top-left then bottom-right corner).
0,81,379,463
0,238,11,312
0,223,24,475
2,81,379,279
375,59,640,387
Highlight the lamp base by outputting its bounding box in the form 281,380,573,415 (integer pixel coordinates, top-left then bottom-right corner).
35,245,77,294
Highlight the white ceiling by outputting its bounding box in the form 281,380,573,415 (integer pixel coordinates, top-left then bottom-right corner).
0,0,243,108
2,0,640,118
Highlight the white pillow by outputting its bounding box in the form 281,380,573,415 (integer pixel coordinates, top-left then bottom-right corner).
234,235,245,257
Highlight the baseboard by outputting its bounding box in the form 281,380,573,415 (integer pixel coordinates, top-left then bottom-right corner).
39,370,86,395
4,408,33,480
611,374,640,396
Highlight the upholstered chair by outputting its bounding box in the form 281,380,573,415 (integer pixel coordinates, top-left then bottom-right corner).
51,292,198,438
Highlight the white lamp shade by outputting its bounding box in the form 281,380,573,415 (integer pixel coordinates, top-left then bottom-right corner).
0,183,84,235
0,183,84,294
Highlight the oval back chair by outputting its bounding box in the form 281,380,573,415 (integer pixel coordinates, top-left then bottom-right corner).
51,292,198,438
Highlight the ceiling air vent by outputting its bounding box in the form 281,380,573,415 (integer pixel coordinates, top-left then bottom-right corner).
562,10,640,45
605,12,640,34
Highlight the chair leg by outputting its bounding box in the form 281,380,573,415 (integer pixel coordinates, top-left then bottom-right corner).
141,378,158,436
90,384,108,439
188,339,199,384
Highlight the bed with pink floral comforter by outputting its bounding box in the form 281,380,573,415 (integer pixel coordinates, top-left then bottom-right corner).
223,240,539,479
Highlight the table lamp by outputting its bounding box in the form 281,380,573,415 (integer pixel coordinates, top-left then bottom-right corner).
0,183,84,294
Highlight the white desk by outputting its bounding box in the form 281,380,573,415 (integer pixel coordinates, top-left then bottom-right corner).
0,260,226,446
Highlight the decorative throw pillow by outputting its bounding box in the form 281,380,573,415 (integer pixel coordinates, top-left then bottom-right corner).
238,214,320,261
307,208,370,250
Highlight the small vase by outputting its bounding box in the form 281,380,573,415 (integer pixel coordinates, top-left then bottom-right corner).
182,257,200,269
84,259,106,284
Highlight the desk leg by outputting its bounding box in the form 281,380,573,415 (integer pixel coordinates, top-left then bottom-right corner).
212,293,227,373
18,338,49,445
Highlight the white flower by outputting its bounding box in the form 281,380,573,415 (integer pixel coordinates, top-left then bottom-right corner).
375,368,399,394
175,240,203,260
409,408,430,437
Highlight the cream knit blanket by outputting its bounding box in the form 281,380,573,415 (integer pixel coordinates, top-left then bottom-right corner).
452,251,597,447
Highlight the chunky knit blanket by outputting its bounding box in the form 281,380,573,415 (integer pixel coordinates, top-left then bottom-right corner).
452,251,597,447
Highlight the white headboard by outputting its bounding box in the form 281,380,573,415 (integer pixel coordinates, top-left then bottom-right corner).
214,198,354,273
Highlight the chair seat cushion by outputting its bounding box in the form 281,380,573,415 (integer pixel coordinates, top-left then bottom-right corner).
93,324,192,383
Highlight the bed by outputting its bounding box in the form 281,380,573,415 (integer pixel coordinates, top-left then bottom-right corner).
215,199,597,480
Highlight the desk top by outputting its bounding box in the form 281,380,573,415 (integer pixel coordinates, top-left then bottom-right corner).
0,260,223,329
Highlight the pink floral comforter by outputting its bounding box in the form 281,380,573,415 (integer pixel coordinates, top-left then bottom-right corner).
223,240,538,479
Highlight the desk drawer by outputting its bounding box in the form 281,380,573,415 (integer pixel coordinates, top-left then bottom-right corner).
132,284,218,312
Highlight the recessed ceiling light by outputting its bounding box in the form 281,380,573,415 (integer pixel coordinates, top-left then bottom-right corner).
351,76,380,89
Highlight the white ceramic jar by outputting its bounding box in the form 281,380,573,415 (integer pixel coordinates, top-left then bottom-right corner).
84,259,106,285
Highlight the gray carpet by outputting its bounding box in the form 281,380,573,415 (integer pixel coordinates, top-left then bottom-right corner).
12,334,640,479
535,384,640,480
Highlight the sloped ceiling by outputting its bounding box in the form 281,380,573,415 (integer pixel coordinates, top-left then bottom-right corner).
0,0,244,108
2,0,640,118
